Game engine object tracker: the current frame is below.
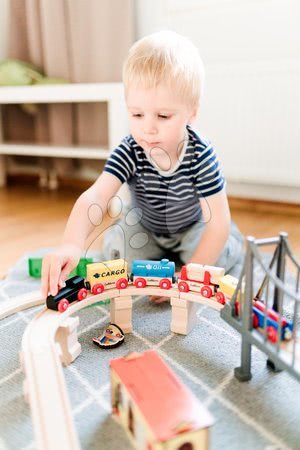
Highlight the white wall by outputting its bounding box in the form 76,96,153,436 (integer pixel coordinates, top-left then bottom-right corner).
135,0,300,202
0,0,9,60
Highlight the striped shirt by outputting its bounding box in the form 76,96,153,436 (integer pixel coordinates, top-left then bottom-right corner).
104,126,225,234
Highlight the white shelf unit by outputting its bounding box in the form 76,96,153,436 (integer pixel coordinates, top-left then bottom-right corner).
0,83,128,187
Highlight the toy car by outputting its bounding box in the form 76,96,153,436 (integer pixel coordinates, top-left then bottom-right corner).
46,276,88,312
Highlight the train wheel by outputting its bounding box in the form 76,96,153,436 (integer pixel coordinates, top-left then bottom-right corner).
267,326,278,343
178,281,189,293
201,285,213,298
58,298,69,313
159,279,171,289
77,288,88,301
116,278,128,289
134,278,146,288
216,291,226,304
92,283,105,295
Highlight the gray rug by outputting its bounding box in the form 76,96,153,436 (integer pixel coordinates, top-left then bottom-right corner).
0,251,299,450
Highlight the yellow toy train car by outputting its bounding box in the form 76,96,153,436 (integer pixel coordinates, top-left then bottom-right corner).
218,274,240,303
86,258,128,294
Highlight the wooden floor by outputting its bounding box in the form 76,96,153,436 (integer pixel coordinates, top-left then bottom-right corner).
1,183,299,278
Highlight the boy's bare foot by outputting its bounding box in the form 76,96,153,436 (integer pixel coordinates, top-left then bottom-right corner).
149,295,170,304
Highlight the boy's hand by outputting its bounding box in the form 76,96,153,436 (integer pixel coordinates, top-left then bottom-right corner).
41,244,82,298
149,295,170,304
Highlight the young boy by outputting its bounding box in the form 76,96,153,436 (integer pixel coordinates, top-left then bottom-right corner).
41,31,243,301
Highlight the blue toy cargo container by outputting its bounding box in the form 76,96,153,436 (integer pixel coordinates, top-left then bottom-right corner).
131,259,175,279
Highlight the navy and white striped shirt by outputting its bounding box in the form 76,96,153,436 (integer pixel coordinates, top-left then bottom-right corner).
104,126,225,234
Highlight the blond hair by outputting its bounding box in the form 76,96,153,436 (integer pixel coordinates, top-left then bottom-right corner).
123,30,205,108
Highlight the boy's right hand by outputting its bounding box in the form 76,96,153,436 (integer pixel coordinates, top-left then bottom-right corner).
41,244,82,298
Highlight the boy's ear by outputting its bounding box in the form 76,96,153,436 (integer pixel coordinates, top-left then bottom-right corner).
188,105,199,124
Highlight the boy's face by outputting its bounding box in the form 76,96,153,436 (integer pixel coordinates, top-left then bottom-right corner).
126,84,197,162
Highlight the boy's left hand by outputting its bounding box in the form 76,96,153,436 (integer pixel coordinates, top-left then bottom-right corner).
149,295,170,304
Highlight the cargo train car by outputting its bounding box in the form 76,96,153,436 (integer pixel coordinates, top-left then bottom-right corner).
86,258,128,294
177,263,226,303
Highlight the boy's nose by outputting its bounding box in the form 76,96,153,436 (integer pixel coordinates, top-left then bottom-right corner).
143,118,157,134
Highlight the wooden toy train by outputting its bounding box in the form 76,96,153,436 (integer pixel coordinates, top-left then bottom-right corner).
46,258,227,312
46,257,293,344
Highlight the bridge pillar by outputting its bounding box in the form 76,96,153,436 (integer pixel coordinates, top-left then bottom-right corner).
55,316,82,366
110,295,133,333
170,297,198,335
234,339,252,381
234,237,254,381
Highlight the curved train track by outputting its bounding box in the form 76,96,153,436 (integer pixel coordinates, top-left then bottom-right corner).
16,286,222,450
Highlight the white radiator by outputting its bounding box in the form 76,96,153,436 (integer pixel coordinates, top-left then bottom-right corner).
198,59,300,189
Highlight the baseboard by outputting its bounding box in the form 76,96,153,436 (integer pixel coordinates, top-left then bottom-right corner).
229,196,300,216
227,180,300,205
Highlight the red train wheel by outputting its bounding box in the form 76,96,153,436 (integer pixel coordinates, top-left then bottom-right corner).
201,285,213,298
216,291,226,304
159,279,171,289
135,278,146,288
58,298,69,313
178,281,189,293
92,283,104,295
116,278,128,289
77,288,88,301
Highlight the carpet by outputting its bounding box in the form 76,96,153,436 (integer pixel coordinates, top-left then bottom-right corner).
0,250,299,450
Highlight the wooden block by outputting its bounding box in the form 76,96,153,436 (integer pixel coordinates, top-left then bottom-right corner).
55,316,82,365
171,300,198,335
110,308,132,333
110,296,133,333
170,297,186,308
60,343,82,366
112,296,133,310
59,316,80,333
